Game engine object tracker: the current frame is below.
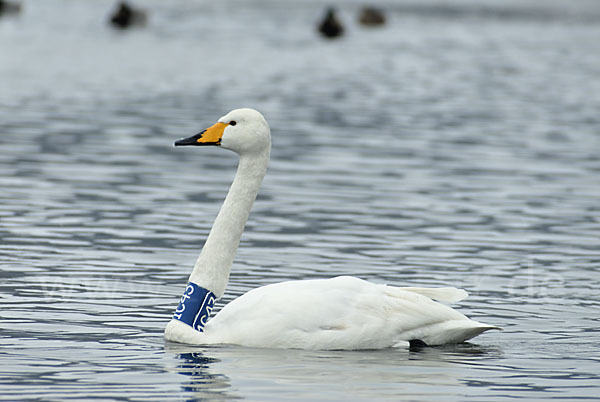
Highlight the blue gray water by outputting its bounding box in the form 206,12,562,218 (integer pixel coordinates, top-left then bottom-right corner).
1,0,599,400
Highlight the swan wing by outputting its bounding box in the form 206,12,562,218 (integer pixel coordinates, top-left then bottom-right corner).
396,286,468,303
201,276,497,349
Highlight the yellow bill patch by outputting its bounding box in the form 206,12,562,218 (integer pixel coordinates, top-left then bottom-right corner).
197,122,228,144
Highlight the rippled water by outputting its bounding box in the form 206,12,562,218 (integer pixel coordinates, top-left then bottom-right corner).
1,0,599,400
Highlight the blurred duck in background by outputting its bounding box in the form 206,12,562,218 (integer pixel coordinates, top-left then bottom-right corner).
109,1,147,29
0,0,21,16
358,6,386,27
318,7,344,39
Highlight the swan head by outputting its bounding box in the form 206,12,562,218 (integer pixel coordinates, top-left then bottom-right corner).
175,108,270,155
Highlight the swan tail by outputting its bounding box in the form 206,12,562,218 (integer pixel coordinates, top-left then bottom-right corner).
422,320,502,346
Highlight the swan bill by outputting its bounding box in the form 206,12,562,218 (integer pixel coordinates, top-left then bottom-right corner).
175,122,228,146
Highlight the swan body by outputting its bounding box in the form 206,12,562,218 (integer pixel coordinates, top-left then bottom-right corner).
165,108,498,350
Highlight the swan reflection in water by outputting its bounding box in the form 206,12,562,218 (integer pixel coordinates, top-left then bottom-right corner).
167,342,502,400
172,348,233,400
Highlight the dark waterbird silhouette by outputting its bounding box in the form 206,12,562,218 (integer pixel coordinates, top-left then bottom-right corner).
109,1,147,29
318,7,344,39
0,0,21,15
358,6,386,26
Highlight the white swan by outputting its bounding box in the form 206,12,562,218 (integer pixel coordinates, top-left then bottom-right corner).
164,108,498,349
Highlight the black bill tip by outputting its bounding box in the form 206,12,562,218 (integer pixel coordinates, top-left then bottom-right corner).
174,131,205,147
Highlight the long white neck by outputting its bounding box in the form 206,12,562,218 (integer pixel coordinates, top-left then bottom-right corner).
188,148,269,298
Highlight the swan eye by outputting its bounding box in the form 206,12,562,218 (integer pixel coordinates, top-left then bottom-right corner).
229,121,237,126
